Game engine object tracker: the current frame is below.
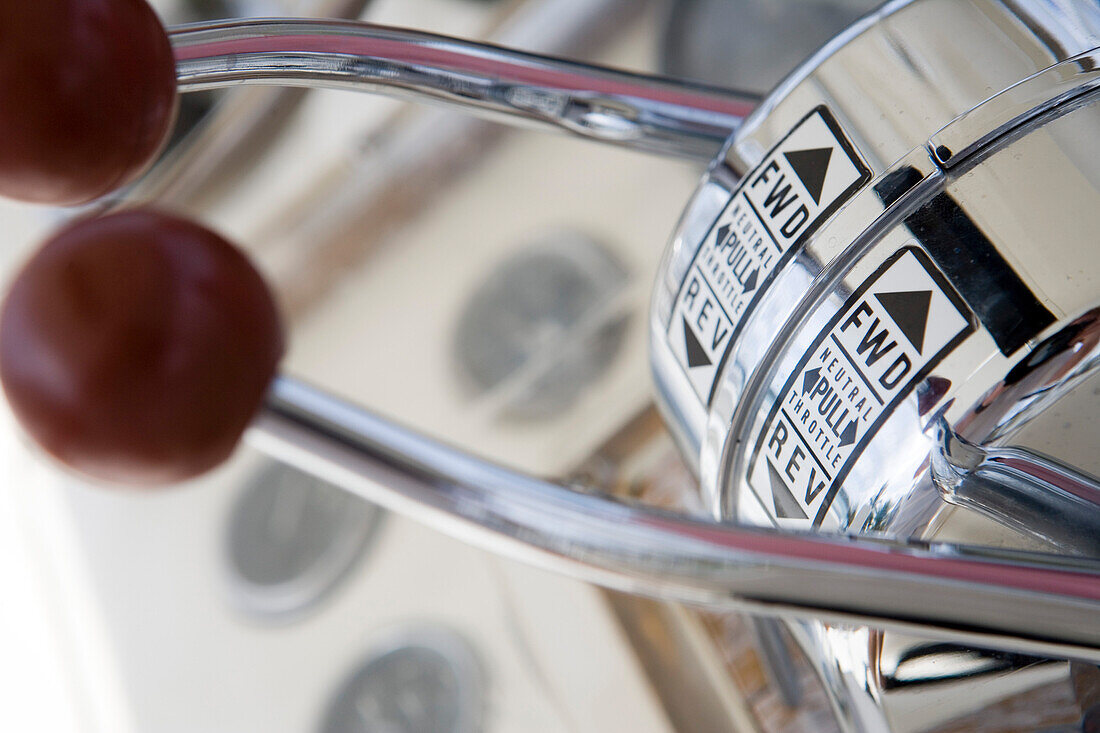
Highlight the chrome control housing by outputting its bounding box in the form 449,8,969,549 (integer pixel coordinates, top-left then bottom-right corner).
650,1,1100,728
651,0,1100,535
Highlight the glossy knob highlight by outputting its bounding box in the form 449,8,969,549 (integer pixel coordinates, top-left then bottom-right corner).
0,209,284,484
0,1,178,204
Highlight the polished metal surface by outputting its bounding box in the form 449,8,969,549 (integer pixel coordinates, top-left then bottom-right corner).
659,0,880,95
135,0,371,208
170,18,757,161
248,376,1100,663
644,1,1100,729
870,632,1070,732
933,434,1100,558
651,0,1100,520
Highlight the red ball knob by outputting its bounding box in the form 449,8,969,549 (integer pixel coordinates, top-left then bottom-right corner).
0,1,178,204
0,209,284,485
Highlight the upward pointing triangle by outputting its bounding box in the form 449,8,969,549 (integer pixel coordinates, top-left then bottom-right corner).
681,317,711,368
875,290,932,354
783,147,833,204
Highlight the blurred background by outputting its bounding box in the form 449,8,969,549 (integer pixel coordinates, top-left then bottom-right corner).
0,1,882,731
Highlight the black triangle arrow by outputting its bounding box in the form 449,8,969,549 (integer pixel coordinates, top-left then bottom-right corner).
742,267,758,294
839,418,858,447
802,368,820,394
767,461,808,519
875,289,932,354
783,147,833,205
681,317,711,368
715,223,730,245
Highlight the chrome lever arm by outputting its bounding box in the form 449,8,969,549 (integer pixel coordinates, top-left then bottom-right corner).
935,433,1100,557
251,376,1100,664
170,18,758,161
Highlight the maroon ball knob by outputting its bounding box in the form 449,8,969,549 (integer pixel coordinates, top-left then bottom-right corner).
0,1,178,205
0,209,284,485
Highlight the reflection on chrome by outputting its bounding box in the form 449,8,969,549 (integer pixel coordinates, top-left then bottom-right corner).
251,376,1100,663
170,18,756,161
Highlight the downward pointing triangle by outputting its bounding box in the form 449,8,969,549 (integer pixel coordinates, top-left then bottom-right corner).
767,462,808,519
681,317,711,368
783,147,833,204
875,290,932,354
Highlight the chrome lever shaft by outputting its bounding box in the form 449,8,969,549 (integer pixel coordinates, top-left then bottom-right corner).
251,376,1100,664
170,18,758,161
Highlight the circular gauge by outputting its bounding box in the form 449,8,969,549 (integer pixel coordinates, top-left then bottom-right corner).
661,0,883,94
321,628,484,733
453,230,629,420
225,460,384,619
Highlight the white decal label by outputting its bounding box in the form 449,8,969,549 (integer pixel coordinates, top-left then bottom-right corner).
746,247,974,529
669,106,870,404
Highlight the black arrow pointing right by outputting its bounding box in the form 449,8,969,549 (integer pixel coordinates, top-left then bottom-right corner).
839,419,858,447
742,267,758,294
